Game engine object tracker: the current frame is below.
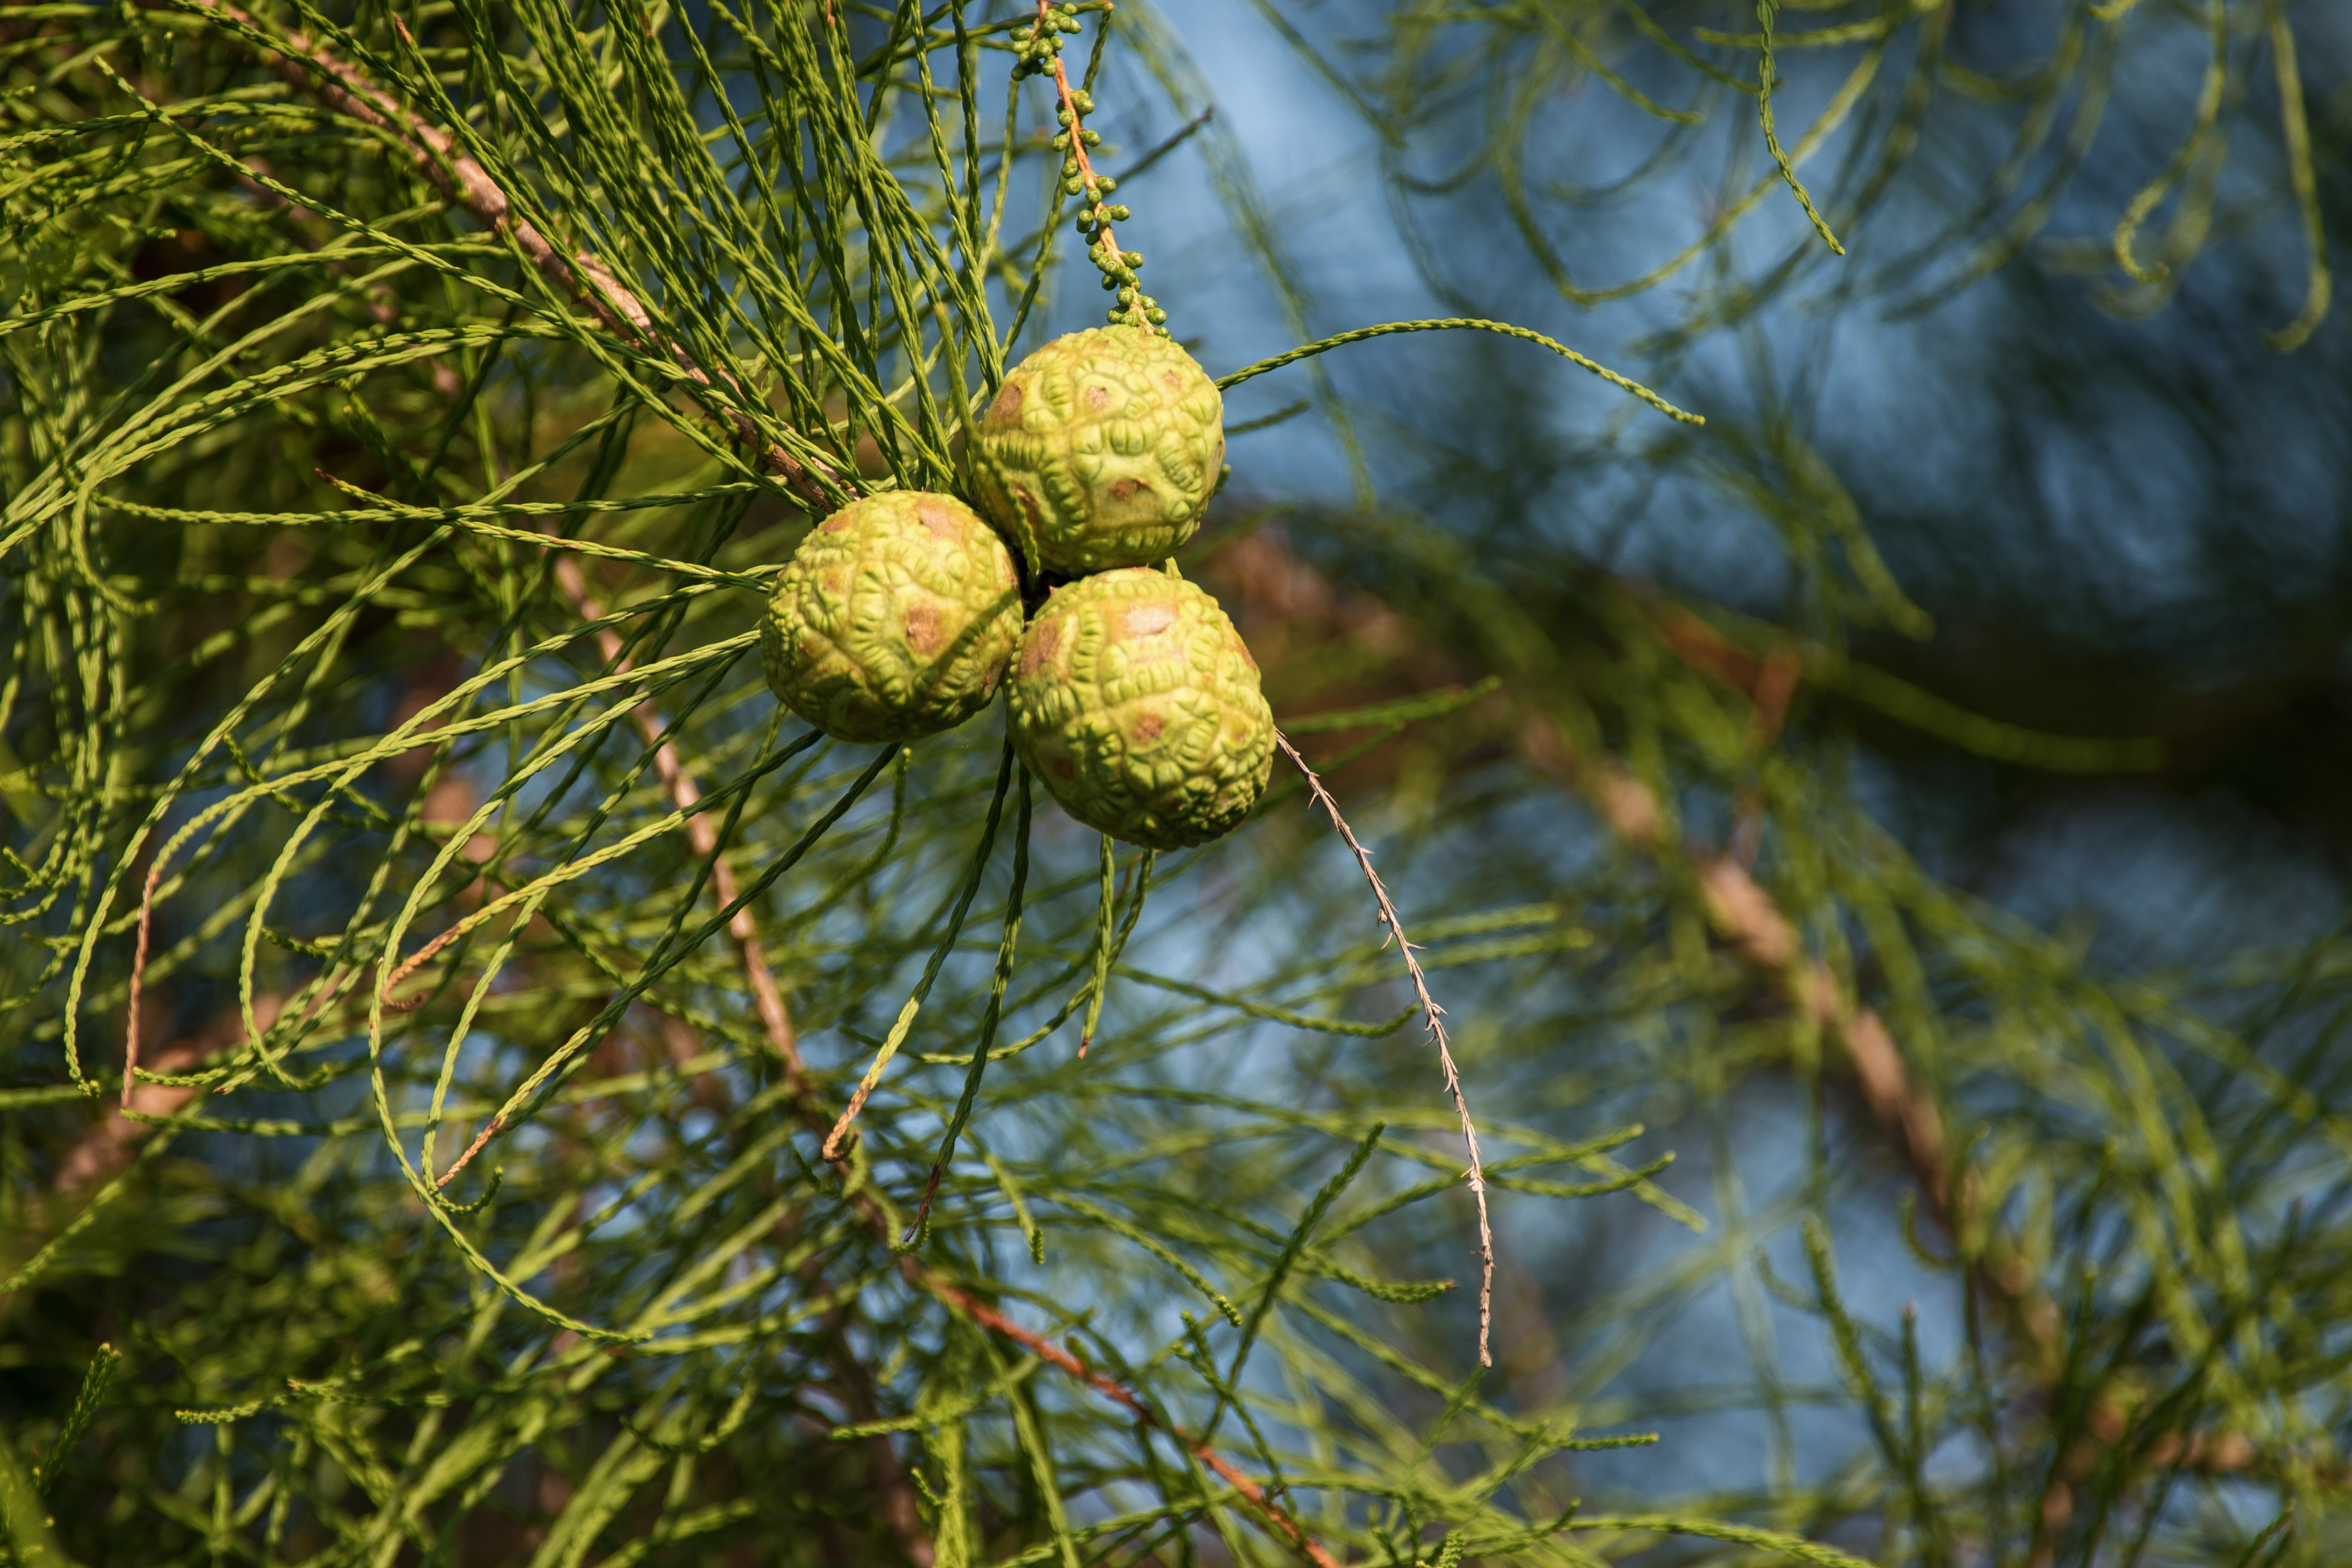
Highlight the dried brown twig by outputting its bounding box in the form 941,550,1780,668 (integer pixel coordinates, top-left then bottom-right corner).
1581,598,2062,1350
1527,618,2315,1522
1276,730,1496,1370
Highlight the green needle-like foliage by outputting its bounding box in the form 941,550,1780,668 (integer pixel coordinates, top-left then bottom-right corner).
1,2,2345,1566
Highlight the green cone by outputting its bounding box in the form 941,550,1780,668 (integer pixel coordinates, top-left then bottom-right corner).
762,491,1023,743
1008,569,1273,849
967,327,1224,576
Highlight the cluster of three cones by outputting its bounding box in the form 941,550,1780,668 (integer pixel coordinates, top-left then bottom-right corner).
762,328,1274,850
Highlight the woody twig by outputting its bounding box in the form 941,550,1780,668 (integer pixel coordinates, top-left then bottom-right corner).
167,0,840,511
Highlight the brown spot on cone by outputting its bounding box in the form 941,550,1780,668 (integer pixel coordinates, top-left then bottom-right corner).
1019,617,1060,677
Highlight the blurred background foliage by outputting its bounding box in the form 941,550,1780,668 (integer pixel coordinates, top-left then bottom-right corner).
3,0,2350,1564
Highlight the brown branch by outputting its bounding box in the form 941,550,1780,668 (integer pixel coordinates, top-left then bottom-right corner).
1728,641,1799,866
1581,589,2075,1341
1588,596,2067,1358
1517,709,2314,1550
547,549,802,1069
1276,730,1495,1371
928,1280,1343,1568
1535,607,2339,1517
816,1295,938,1568
174,0,840,510
420,542,803,1194
1517,718,2056,1344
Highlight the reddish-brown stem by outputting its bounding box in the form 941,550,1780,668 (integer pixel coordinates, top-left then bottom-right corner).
928,1279,1343,1568
1040,2,1114,250
1039,1,1152,333
121,858,164,1108
1728,642,1800,866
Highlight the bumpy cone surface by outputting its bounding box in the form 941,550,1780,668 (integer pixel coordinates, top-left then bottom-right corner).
968,327,1224,576
762,491,1023,743
1008,569,1273,849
